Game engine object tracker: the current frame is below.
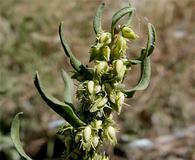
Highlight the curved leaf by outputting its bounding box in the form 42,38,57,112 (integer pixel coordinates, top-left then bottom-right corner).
124,8,135,27
123,57,151,98
93,1,105,34
111,7,135,30
146,23,156,57
61,69,73,105
11,112,33,160
59,22,83,72
34,72,86,127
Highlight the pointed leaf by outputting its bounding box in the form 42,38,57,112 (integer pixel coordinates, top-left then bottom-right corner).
123,57,151,98
146,23,156,57
61,69,73,105
93,1,105,34
111,7,135,30
11,112,33,160
124,7,135,27
34,72,86,127
59,22,83,72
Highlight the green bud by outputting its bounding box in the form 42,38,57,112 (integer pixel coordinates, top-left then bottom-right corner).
90,97,108,112
116,91,125,113
94,85,101,93
102,45,110,61
113,60,126,81
98,32,111,45
122,26,139,39
95,61,108,77
109,90,125,113
96,120,102,128
75,132,81,143
113,35,127,58
90,44,102,62
83,126,92,142
87,81,95,94
106,126,117,144
92,136,99,148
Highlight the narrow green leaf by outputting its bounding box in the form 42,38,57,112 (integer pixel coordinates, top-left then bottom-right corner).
93,1,105,34
129,59,142,65
59,22,83,72
61,69,73,105
146,23,156,57
111,7,135,30
34,72,86,127
10,112,33,160
124,8,135,27
123,57,151,98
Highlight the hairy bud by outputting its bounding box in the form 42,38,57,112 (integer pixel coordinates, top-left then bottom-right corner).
113,60,126,81
95,61,108,77
106,126,117,144
87,81,95,94
102,45,111,61
121,26,139,39
99,32,111,45
83,126,92,142
92,136,99,148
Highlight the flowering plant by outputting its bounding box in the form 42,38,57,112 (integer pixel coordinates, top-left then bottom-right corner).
11,2,156,160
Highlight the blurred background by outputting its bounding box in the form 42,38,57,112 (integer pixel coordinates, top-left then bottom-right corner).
0,0,195,159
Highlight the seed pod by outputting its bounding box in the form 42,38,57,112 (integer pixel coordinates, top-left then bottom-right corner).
87,81,95,94
122,26,139,40
92,136,99,148
83,126,92,142
102,46,110,61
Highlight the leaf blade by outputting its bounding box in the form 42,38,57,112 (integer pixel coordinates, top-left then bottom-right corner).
10,112,33,160
146,23,156,57
61,69,73,105
123,57,151,98
111,7,135,30
34,72,86,127
59,22,83,72
93,1,105,34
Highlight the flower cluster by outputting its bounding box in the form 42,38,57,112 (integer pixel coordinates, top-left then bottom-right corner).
11,2,155,160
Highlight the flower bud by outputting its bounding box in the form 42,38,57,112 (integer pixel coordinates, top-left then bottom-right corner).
92,136,99,148
122,26,139,39
98,97,108,107
113,35,127,58
116,91,125,113
94,85,101,93
96,120,102,127
90,97,108,112
106,126,117,144
90,44,101,62
75,133,81,143
113,60,126,81
87,81,94,94
102,45,110,61
95,61,108,77
99,32,111,45
83,126,92,142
